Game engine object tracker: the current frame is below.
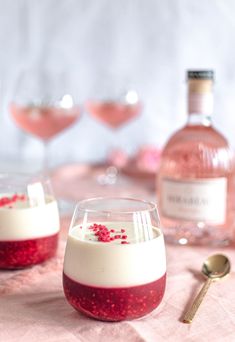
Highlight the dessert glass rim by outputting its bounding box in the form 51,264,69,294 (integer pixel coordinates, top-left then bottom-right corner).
0,172,51,183
75,196,158,214
0,172,54,199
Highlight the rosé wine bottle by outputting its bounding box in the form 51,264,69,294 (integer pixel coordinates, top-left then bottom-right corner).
157,70,235,246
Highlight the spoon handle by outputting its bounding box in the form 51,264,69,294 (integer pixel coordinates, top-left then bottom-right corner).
183,278,212,324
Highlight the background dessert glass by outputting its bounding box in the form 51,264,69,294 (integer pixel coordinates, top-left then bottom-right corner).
9,68,81,173
63,197,166,321
0,173,60,269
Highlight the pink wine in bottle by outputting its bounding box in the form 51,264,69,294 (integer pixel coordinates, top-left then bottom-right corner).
158,70,235,246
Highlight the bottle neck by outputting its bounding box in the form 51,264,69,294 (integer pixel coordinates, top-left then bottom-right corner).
187,80,213,126
187,112,212,126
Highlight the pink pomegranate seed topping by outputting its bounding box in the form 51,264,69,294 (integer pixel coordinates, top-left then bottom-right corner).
0,193,27,208
12,194,18,201
88,224,128,243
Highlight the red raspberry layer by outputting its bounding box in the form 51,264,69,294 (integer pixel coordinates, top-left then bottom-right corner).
0,233,58,269
63,272,166,321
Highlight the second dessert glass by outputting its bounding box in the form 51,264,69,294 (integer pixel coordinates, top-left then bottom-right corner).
0,173,60,269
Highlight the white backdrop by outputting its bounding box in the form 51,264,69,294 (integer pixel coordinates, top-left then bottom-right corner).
1,0,235,169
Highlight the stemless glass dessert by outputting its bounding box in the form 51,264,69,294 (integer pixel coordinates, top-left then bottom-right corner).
63,197,166,321
0,173,60,269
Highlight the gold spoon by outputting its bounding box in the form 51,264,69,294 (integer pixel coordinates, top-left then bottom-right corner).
183,254,230,324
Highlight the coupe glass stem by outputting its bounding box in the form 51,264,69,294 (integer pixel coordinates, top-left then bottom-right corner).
97,152,118,186
42,140,49,174
105,142,119,185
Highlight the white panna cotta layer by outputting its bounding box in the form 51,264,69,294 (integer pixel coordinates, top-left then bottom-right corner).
0,196,60,241
64,222,166,287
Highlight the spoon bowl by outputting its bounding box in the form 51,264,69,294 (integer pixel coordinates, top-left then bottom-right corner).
183,254,230,324
202,254,230,280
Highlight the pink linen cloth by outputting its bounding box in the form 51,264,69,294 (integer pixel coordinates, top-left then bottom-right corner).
0,165,235,342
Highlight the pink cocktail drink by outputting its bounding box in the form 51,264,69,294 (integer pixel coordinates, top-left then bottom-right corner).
85,101,141,129
0,192,60,269
10,103,80,140
63,221,166,321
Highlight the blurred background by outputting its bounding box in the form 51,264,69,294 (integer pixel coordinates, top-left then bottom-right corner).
0,0,235,171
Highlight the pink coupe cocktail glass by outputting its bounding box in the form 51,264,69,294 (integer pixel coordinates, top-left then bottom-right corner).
85,90,142,184
85,93,141,129
10,102,79,141
63,197,166,321
10,69,80,172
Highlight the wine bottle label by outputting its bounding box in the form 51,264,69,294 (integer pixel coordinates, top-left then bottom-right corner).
161,178,227,223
